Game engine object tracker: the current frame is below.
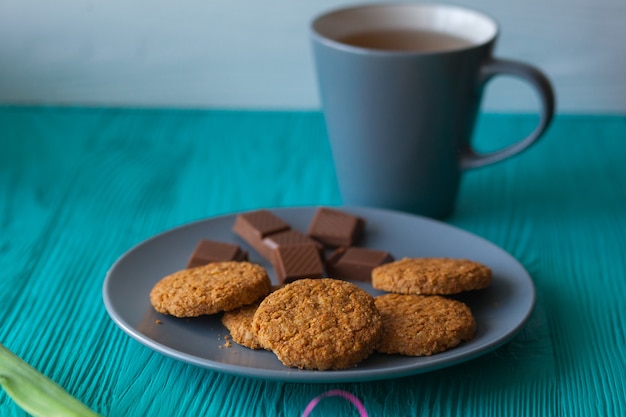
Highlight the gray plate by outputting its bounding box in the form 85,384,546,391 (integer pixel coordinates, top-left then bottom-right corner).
103,206,535,383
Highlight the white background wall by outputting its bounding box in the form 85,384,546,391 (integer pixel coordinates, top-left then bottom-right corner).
1,0,624,113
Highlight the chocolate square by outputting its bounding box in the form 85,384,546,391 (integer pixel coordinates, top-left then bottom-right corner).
326,247,393,282
262,229,323,262
233,210,291,258
273,243,324,284
307,207,365,247
187,239,248,268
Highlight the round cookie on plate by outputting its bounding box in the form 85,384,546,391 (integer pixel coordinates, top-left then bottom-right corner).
222,301,265,350
150,261,272,317
372,257,491,295
252,278,382,370
374,293,476,356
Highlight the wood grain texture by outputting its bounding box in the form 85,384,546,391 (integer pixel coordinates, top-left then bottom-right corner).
1,107,625,416
0,0,625,112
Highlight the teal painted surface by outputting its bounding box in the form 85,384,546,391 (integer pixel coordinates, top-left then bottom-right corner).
1,107,625,416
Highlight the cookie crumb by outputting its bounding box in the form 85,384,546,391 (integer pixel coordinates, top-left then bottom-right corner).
219,335,233,349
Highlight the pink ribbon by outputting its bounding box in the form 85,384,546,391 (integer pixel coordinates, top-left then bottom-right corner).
302,389,368,417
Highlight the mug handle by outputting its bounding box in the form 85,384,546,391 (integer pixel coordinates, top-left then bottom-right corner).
461,58,556,170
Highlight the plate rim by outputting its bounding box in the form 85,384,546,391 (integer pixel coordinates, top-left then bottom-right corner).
103,205,536,383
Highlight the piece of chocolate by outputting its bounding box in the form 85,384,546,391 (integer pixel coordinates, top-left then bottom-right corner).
187,239,248,268
326,247,393,282
233,210,291,258
273,243,324,284
262,229,323,262
307,207,365,247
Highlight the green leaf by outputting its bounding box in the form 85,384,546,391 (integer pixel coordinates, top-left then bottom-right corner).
0,343,103,417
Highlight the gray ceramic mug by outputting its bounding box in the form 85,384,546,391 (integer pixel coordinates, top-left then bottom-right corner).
311,3,555,218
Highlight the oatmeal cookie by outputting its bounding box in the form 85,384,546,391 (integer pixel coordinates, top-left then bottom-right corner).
374,293,476,356
221,301,264,349
372,257,491,295
150,261,271,317
252,278,382,370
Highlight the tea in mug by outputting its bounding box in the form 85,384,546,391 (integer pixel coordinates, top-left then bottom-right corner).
338,29,473,52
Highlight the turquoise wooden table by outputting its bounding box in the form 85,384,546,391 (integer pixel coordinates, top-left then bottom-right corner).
1,106,625,416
